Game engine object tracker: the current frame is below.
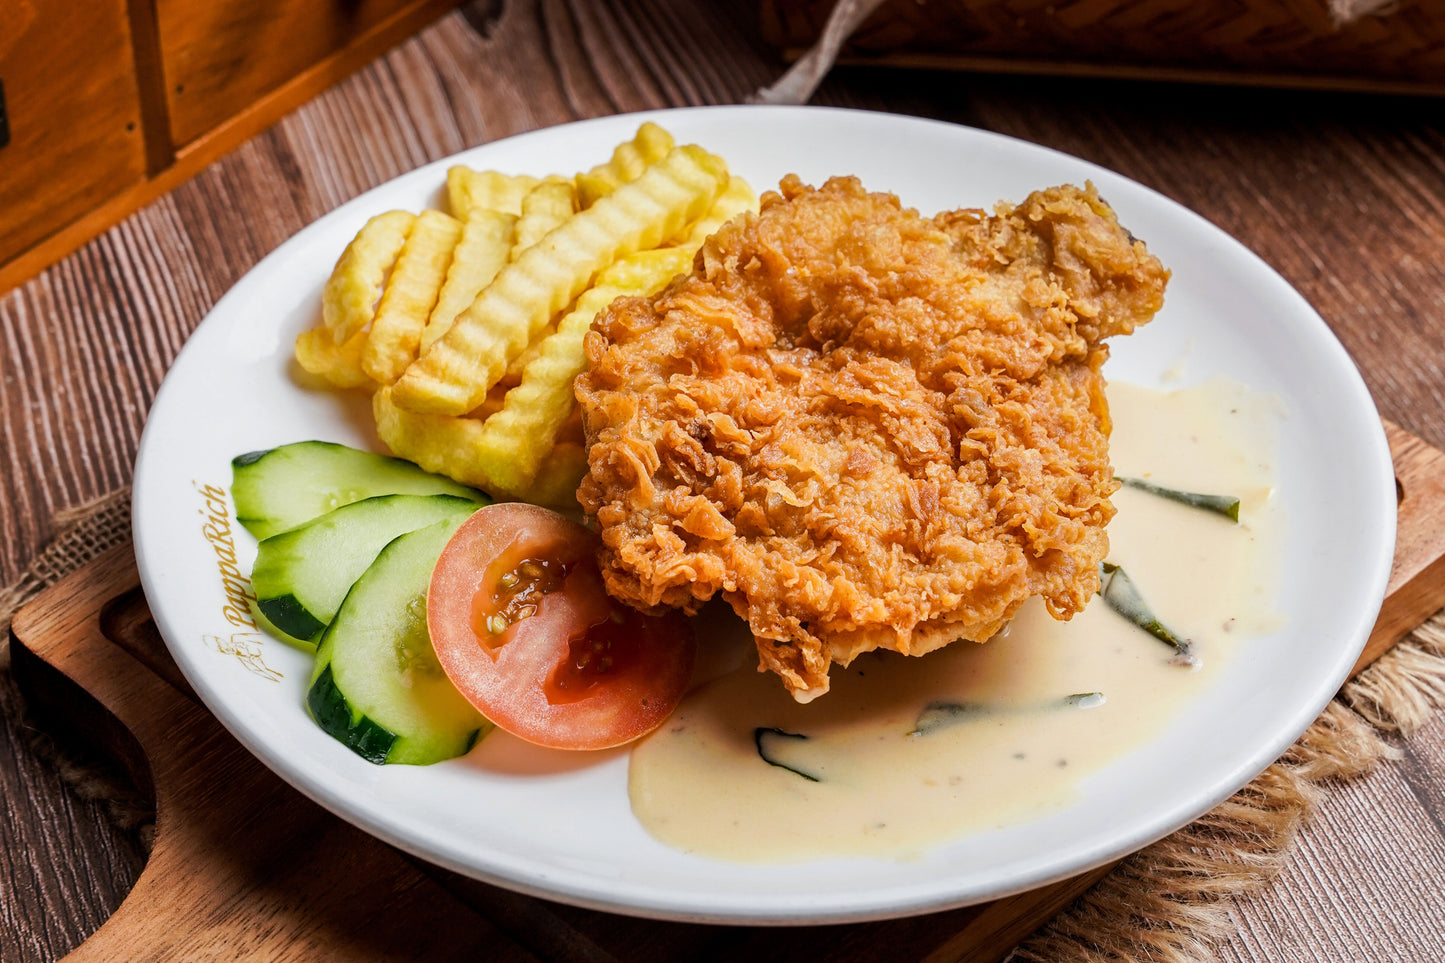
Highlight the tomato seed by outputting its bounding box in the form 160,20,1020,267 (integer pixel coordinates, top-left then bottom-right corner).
485,556,577,640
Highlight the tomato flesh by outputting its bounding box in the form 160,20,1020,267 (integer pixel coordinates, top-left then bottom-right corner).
428,503,695,750
547,606,650,704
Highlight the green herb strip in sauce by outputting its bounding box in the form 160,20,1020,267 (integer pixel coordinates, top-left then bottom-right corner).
1119,477,1240,522
910,692,1106,737
754,727,823,782
1098,562,1198,665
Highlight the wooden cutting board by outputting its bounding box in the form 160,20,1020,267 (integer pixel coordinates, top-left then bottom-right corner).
10,420,1445,963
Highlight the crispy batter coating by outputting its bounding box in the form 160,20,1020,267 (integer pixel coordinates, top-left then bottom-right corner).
575,176,1168,700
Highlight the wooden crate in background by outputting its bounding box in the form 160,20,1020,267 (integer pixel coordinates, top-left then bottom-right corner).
159,0,447,149
761,0,1445,95
0,2,148,269
0,0,461,296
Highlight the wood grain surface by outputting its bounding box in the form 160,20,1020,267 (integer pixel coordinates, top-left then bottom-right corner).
2,1,1445,960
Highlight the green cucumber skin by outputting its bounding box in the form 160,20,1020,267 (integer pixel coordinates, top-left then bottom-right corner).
249,493,480,648
247,598,315,655
232,440,489,539
308,665,398,765
308,668,481,765
309,518,490,766
257,594,325,644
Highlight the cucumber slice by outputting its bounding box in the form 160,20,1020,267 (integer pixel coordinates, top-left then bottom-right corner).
307,518,490,765
232,440,488,539
251,494,480,649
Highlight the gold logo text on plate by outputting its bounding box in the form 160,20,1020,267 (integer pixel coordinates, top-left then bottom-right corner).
196,481,282,683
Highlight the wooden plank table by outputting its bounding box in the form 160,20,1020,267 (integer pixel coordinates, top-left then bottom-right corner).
2,1,1444,959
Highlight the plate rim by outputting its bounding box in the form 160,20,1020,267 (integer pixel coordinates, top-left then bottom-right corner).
132,103,1397,925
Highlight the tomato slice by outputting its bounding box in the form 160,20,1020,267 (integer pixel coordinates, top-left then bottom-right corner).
428,503,695,750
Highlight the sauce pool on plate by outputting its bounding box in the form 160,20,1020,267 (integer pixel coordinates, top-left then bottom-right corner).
627,379,1284,862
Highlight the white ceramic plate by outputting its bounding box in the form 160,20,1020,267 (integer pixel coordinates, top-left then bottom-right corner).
133,106,1395,924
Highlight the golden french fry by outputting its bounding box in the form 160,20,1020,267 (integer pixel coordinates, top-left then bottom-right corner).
376,386,588,505
510,176,578,260
503,321,556,383
380,406,480,480
471,385,510,422
446,167,539,217
362,210,463,385
470,247,696,492
576,122,675,209
322,210,415,343
677,175,757,248
420,208,516,352
528,443,588,507
374,386,500,492
295,327,372,389
391,144,728,416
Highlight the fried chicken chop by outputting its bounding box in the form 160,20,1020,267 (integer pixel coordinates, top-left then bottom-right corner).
575,175,1168,700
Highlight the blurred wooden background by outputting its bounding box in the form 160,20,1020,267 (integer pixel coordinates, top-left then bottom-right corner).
0,0,458,291
761,0,1445,95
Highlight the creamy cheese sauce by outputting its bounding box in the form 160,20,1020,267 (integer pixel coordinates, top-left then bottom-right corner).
627,379,1283,862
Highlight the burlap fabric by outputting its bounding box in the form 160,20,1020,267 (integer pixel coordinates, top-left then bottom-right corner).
0,488,134,663
2,489,1444,961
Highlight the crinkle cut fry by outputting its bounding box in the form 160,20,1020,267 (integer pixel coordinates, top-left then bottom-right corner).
390,144,728,416
674,175,757,249
372,386,586,505
295,326,372,389
421,208,516,352
446,167,538,217
321,210,415,344
576,122,675,209
510,176,578,261
363,210,463,384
